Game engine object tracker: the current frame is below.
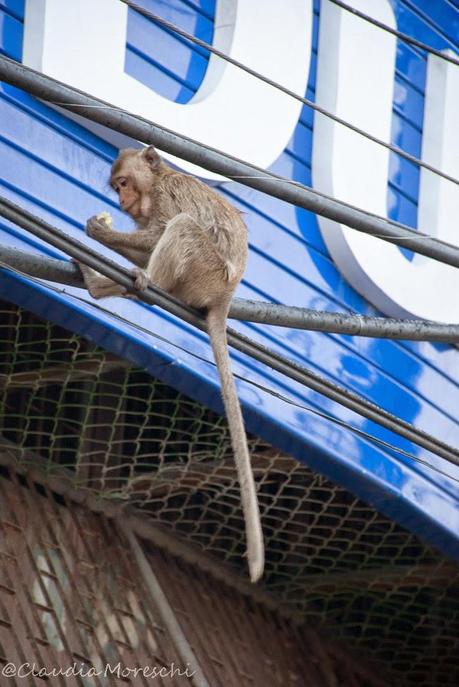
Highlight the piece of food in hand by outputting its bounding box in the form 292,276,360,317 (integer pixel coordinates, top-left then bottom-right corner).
96,211,113,228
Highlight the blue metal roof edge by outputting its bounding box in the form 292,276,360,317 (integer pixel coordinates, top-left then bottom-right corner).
1,269,458,562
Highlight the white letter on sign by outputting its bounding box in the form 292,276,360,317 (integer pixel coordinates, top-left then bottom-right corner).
312,0,459,322
23,0,312,180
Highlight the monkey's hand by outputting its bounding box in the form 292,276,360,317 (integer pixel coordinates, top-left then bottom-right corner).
86,214,114,243
132,267,150,291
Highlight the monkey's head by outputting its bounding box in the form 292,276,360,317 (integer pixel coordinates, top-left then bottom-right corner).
110,146,161,219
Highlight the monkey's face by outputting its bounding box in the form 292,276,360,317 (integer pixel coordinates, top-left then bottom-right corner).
112,176,142,219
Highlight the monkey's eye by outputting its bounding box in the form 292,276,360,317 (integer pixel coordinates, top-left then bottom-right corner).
112,178,127,193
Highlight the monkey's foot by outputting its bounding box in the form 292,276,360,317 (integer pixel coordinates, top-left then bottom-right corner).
89,283,128,299
132,267,150,291
77,261,98,286
78,262,127,299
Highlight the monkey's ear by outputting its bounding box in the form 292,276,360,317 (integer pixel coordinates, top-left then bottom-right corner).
142,145,161,169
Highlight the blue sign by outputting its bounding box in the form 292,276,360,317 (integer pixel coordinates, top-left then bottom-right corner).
0,0,458,558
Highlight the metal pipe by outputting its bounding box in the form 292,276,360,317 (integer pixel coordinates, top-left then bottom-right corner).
0,245,84,287
2,55,459,268
1,195,459,468
118,520,212,687
230,299,459,343
2,243,459,344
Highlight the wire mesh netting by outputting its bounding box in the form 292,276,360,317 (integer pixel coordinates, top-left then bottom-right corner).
2,469,368,687
0,299,458,686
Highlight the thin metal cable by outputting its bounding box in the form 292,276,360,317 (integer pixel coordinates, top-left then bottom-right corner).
1,259,458,486
1,195,459,470
119,0,459,188
328,0,459,66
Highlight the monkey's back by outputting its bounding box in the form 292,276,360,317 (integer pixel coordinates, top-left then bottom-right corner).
159,170,246,259
152,169,248,309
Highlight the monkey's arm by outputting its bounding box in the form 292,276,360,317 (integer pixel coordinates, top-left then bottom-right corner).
86,216,158,267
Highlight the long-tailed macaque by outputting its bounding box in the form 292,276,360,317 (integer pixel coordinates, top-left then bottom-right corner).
79,146,264,582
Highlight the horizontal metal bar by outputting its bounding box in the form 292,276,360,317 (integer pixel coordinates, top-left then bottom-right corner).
230,300,459,343
1,195,459,468
0,245,84,287
1,55,459,268
1,243,459,343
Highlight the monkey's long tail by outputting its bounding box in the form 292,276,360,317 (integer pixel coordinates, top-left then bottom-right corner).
206,304,265,583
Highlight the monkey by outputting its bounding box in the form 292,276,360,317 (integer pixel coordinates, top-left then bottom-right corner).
78,146,264,583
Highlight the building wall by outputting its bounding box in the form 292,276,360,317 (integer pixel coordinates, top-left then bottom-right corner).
0,468,383,686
